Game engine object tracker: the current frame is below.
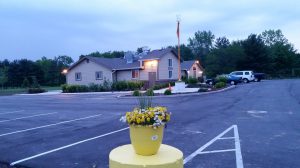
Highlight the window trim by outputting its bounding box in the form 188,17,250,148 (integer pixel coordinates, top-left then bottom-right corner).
95,71,103,80
168,59,173,67
168,70,172,79
132,70,139,79
75,72,82,81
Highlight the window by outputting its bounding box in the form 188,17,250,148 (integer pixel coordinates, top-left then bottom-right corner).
236,72,243,75
75,72,82,81
168,59,172,67
245,72,250,75
168,71,172,78
132,70,139,79
95,71,103,80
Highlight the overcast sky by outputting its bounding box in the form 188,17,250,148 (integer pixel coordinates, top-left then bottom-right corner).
0,0,299,61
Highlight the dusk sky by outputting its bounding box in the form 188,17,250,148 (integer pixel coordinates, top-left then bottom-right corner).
0,0,299,61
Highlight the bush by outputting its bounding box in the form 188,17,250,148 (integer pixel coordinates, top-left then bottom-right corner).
216,76,227,83
146,88,154,96
215,82,226,89
27,88,46,94
198,88,208,92
188,77,198,84
22,78,30,88
62,84,89,93
132,90,141,96
164,89,172,95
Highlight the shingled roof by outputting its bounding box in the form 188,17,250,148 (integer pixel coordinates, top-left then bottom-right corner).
139,48,178,60
68,48,179,71
181,60,204,71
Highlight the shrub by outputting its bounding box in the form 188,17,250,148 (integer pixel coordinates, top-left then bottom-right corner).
198,88,208,92
103,79,112,91
164,89,172,95
215,82,226,89
146,88,154,96
22,78,30,88
216,76,227,83
132,90,141,96
61,84,68,92
28,88,46,94
188,77,198,84
62,84,89,93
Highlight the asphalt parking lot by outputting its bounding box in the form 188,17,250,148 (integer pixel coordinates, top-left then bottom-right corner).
0,79,300,168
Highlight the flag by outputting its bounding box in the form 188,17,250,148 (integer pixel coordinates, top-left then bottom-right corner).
176,21,180,38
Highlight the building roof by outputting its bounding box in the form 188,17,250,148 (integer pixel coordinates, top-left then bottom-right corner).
139,48,178,61
181,60,204,71
68,48,179,71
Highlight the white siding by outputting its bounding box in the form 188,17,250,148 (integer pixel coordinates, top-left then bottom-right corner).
116,70,133,81
66,60,112,85
158,53,179,80
140,60,158,81
188,63,203,78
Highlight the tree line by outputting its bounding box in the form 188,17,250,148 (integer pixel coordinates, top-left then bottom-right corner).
1,29,300,88
0,56,73,88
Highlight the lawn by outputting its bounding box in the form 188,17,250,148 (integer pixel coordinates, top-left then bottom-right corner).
0,86,61,96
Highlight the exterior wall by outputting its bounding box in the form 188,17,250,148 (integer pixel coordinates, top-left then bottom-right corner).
66,60,112,85
139,60,158,81
188,63,203,78
158,53,179,80
116,70,134,81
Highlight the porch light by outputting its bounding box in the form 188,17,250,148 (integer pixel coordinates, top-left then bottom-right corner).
62,69,68,74
187,70,190,73
196,60,199,64
199,71,203,74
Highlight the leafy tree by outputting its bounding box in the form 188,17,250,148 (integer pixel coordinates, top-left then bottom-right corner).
261,29,288,46
215,37,230,49
188,30,215,64
0,67,8,89
241,34,270,72
169,44,195,61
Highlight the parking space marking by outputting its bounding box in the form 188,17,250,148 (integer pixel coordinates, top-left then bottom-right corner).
0,112,57,123
10,127,129,166
0,110,24,115
0,114,102,137
183,125,244,168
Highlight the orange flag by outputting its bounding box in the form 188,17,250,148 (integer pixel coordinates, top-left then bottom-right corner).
176,21,180,38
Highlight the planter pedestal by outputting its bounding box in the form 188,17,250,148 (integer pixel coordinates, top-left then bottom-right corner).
109,144,183,168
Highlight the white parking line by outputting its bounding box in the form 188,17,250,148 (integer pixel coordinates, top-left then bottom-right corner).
10,127,129,166
0,112,57,123
0,114,102,137
0,110,24,115
183,125,244,168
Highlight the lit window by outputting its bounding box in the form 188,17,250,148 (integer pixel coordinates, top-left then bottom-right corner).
95,71,103,80
168,71,172,78
168,59,172,67
132,70,139,79
75,72,82,81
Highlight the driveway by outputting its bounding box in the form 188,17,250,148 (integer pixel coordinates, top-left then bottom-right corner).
0,79,299,168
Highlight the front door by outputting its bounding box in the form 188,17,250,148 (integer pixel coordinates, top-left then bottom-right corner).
148,72,156,88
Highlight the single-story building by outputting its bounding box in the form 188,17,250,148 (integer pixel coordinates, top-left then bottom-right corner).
66,48,181,87
181,60,204,80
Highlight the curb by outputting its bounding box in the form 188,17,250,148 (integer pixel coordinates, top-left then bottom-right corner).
117,85,236,99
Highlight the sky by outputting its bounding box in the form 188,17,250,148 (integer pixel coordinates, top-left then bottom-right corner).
0,0,300,61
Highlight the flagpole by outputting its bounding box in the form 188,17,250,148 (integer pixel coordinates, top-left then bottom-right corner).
177,17,181,81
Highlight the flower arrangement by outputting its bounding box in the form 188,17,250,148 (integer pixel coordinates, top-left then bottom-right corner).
120,96,171,129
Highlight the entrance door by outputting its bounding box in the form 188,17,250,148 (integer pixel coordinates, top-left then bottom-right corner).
148,72,156,88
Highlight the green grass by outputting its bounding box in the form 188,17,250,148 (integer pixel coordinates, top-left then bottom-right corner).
0,86,61,96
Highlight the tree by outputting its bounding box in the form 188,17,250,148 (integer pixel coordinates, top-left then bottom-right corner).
261,29,288,46
21,77,30,88
169,44,195,61
215,37,230,49
0,67,8,89
188,30,215,64
241,34,270,72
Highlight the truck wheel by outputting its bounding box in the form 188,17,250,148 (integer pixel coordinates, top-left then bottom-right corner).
243,78,249,83
254,78,259,82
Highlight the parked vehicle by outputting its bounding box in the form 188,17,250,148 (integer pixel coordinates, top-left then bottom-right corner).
229,71,254,83
254,73,265,82
205,74,242,85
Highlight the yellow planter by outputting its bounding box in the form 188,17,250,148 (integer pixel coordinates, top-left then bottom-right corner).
129,125,164,156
